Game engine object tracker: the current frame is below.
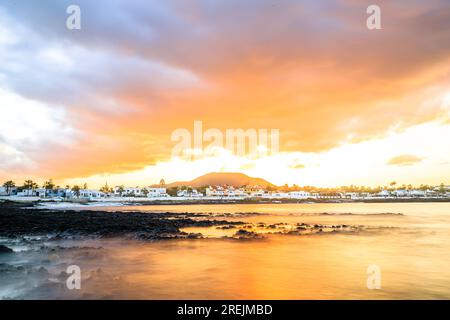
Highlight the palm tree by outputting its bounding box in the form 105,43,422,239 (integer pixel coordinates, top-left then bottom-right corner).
141,188,149,197
64,185,71,199
23,180,34,190
166,187,178,197
23,180,38,196
71,185,81,198
117,185,124,197
43,179,55,195
389,181,397,191
100,183,111,194
2,181,16,195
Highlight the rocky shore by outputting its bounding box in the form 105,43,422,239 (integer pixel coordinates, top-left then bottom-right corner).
0,202,244,240
0,201,368,244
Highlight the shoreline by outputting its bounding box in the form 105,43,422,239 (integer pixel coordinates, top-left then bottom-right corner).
0,202,362,242
0,202,243,240
1,198,449,207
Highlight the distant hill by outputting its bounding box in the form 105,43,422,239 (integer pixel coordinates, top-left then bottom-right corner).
166,172,275,188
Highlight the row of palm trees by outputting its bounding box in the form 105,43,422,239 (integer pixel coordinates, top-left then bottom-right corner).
1,179,88,197
2,180,144,198
99,184,151,197
277,181,447,194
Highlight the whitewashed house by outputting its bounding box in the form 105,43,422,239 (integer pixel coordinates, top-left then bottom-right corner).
113,186,141,197
265,192,290,199
344,192,359,199
0,187,7,196
177,189,203,197
393,189,408,197
146,187,168,198
222,187,247,198
377,190,391,198
206,187,225,197
124,187,143,197
230,189,248,198
315,192,342,199
78,189,106,200
426,190,439,197
289,191,311,199
410,190,426,197
249,190,266,198
16,188,46,198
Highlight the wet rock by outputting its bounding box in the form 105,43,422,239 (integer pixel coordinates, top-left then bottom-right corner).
57,270,69,281
36,266,50,276
216,225,236,230
0,204,244,240
187,233,203,239
233,229,262,239
0,245,13,254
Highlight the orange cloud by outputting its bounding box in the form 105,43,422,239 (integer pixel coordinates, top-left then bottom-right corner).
1,0,450,182
387,155,423,166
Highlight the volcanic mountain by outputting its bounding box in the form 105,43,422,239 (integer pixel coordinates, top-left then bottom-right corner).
166,172,275,188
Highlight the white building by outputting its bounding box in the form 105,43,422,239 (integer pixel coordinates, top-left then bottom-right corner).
393,189,408,197
288,191,311,199
229,189,248,198
16,188,46,198
264,192,290,199
410,190,426,197
343,192,358,199
125,187,143,197
206,186,225,197
205,186,248,198
177,189,204,197
146,187,168,198
377,190,391,198
249,190,266,198
113,186,142,197
78,189,106,200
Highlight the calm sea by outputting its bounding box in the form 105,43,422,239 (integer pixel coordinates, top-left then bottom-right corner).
1,202,450,299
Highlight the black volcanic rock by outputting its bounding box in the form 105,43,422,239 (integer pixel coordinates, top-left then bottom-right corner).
233,229,262,239
0,203,243,240
0,245,13,253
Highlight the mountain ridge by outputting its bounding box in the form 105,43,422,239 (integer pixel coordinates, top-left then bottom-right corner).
165,172,275,188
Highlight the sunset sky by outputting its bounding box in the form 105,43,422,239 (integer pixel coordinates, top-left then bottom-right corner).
0,0,449,188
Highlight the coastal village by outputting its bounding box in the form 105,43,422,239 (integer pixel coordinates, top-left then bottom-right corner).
0,178,449,202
